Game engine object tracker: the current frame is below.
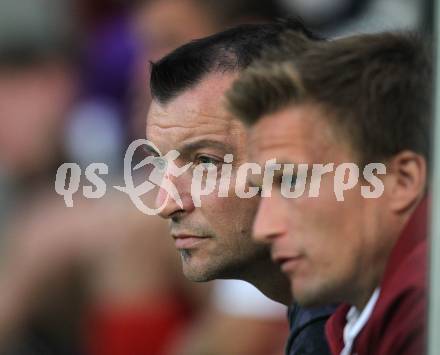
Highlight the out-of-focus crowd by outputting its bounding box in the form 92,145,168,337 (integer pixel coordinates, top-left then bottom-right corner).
0,0,426,354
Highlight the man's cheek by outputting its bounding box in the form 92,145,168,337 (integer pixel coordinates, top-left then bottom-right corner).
198,193,219,210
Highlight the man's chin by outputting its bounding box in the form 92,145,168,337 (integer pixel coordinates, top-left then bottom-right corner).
182,264,216,282
292,282,335,307
180,253,228,282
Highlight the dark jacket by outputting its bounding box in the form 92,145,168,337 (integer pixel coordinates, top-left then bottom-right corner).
286,304,336,354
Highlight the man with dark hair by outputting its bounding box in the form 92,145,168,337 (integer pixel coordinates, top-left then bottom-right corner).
227,31,431,355
146,20,335,354
149,21,320,103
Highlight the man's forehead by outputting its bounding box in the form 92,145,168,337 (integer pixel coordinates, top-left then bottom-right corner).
147,99,245,142
147,72,239,126
146,76,247,153
248,105,342,163
148,100,228,127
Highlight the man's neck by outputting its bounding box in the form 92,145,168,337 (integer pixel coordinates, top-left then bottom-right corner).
241,258,292,306
350,254,389,310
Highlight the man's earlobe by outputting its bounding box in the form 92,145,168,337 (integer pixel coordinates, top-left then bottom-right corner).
387,151,427,213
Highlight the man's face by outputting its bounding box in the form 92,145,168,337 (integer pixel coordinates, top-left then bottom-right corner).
146,72,267,281
248,104,391,307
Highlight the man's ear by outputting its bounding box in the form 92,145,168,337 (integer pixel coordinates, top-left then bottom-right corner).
386,151,427,213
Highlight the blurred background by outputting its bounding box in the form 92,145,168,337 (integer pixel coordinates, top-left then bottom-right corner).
0,0,432,354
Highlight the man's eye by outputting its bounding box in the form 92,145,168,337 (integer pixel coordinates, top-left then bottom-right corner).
195,155,221,167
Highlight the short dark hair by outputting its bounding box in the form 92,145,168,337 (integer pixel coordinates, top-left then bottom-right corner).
150,18,322,104
227,31,433,166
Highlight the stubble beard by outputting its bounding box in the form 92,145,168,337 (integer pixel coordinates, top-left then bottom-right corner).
179,244,269,283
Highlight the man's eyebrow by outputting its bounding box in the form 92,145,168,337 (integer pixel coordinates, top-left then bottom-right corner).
179,139,235,155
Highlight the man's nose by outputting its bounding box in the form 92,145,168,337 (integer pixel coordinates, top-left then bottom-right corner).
253,195,287,244
155,175,195,219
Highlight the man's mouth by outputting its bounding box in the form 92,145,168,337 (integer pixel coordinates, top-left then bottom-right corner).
272,253,304,274
172,234,210,249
